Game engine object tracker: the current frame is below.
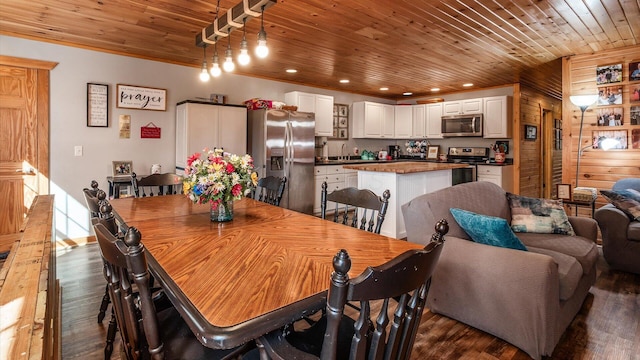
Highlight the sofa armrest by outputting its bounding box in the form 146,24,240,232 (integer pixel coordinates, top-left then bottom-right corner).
594,204,631,246
425,236,559,359
567,216,598,242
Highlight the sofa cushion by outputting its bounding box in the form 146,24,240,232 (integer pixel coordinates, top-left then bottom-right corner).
527,246,583,301
600,189,640,221
629,221,640,242
507,193,575,235
450,208,527,251
517,233,598,275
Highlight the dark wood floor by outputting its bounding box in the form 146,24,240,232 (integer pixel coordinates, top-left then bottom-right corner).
58,244,640,360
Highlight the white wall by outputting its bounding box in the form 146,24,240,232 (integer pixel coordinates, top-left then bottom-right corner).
0,35,388,241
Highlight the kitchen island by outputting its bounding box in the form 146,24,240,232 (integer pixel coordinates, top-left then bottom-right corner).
343,161,468,239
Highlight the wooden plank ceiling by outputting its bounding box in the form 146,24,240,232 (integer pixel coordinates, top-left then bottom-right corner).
1,0,638,100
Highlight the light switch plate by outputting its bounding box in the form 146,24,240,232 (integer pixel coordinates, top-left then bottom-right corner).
74,145,83,156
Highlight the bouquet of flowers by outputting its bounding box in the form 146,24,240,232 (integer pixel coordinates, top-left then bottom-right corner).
182,148,257,209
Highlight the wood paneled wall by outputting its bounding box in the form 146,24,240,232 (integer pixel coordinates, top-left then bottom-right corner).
562,45,640,207
518,86,563,198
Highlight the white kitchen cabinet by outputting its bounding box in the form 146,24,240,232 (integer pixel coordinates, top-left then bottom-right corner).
313,165,358,214
412,104,425,138
352,101,394,138
483,95,512,138
175,101,247,174
425,102,444,138
477,165,514,193
285,91,334,137
442,98,483,115
394,105,412,138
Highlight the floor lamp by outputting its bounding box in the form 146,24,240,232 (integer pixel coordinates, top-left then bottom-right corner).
569,95,599,188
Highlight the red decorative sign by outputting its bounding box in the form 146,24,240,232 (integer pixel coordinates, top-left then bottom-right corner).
141,122,161,139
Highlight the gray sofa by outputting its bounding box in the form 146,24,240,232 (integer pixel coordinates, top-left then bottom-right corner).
402,181,599,359
594,178,640,274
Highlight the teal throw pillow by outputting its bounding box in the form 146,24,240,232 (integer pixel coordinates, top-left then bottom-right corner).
507,193,575,235
600,189,640,221
450,208,527,251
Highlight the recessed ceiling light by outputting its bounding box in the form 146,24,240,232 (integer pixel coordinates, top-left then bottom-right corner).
339,79,349,84
403,92,413,96
286,69,297,73
380,87,389,91
431,88,440,92
463,83,473,87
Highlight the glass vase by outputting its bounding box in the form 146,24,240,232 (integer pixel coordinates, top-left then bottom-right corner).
210,200,234,222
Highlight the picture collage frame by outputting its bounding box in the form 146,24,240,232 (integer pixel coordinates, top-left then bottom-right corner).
331,104,349,139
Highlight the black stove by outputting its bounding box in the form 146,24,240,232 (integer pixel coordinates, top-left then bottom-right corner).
447,147,490,164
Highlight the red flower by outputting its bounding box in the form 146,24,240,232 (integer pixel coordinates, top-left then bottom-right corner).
226,163,235,174
187,152,200,166
231,184,242,197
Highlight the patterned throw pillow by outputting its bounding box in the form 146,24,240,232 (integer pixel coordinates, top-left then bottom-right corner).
506,193,575,235
600,189,640,221
450,208,527,251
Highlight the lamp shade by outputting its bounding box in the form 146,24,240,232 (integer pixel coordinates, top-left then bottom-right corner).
569,95,599,107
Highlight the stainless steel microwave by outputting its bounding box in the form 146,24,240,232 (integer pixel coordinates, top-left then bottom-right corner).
441,114,483,137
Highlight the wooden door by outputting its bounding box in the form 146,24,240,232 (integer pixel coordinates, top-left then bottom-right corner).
0,56,55,235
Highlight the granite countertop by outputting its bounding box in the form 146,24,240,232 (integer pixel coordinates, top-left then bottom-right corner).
342,161,470,174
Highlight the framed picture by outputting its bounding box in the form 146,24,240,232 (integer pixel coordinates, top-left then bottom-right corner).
112,161,133,176
557,184,572,200
596,107,623,126
329,103,349,139
597,85,622,105
427,145,439,159
592,130,627,149
338,128,348,139
525,125,537,140
338,117,348,128
596,63,623,85
338,105,348,117
630,85,640,102
631,106,640,125
632,129,640,149
629,60,640,82
116,84,167,111
87,83,108,127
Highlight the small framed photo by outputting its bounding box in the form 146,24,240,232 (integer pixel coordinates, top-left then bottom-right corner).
557,184,572,200
338,128,348,139
596,63,623,85
596,107,623,126
338,105,348,117
630,84,640,102
525,125,537,140
112,161,133,176
632,129,640,149
631,106,640,125
592,130,628,149
427,145,439,159
338,117,348,128
597,85,622,105
629,60,640,82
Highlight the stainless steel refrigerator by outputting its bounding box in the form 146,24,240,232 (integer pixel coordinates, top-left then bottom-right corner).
248,109,315,214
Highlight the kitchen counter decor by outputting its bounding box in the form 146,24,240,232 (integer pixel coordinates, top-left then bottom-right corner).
183,148,257,222
343,161,469,174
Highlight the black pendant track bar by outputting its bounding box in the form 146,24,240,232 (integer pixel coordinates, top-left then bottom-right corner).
195,0,276,47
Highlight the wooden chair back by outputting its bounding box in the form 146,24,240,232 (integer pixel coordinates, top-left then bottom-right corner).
134,173,183,197
320,182,390,234
252,176,287,206
93,223,163,360
83,180,104,218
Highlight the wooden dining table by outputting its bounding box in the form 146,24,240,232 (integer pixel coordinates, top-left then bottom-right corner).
109,195,425,350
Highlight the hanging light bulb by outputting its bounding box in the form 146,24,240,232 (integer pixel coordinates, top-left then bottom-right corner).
209,40,222,77
199,46,210,82
237,17,250,66
223,30,235,72
255,5,269,58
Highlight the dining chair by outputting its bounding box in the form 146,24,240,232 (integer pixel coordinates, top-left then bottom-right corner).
133,173,183,197
320,182,391,234
92,223,251,360
251,176,287,206
254,219,449,360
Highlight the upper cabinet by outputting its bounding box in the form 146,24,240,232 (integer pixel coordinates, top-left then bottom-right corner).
483,96,512,138
425,103,444,139
442,98,483,115
394,105,412,138
285,91,334,137
411,104,425,138
352,101,395,138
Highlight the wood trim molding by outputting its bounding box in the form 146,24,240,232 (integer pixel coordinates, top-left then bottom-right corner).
0,55,57,70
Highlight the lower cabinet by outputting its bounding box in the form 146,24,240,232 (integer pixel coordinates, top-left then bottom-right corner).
476,165,514,193
314,166,358,214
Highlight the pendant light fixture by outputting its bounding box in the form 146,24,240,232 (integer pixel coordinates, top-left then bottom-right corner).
237,17,250,66
210,40,222,77
255,5,269,58
223,29,235,72
199,45,210,82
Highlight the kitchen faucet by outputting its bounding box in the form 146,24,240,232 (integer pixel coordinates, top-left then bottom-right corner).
341,144,346,160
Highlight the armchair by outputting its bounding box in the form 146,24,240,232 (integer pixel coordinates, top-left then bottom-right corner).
594,178,640,274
